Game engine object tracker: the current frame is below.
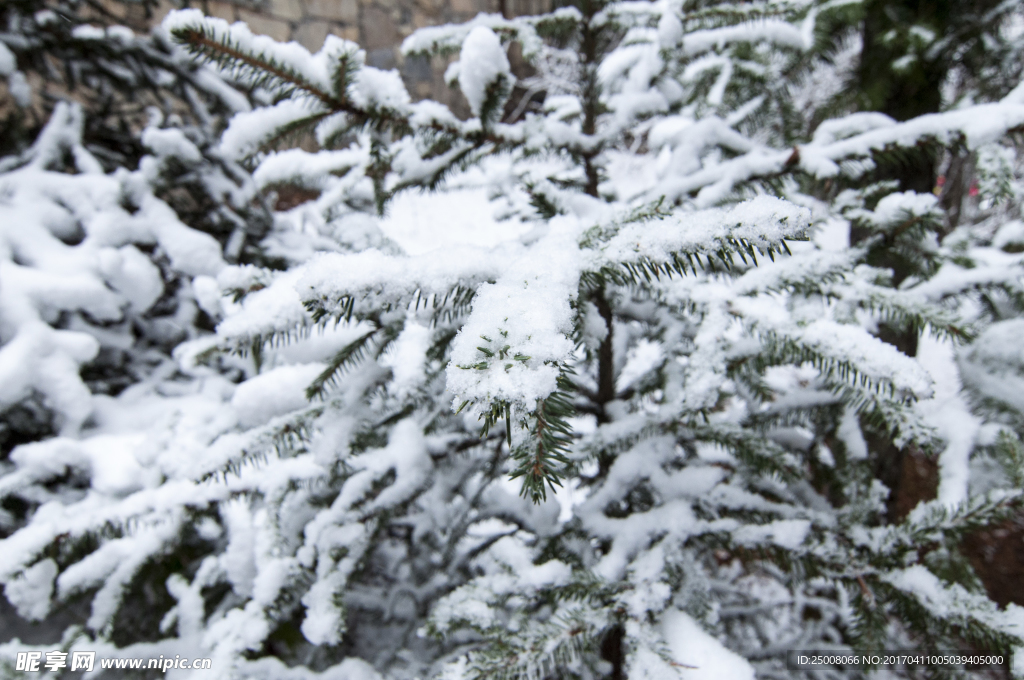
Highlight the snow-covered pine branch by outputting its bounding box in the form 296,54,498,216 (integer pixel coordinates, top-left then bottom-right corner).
3,0,1024,678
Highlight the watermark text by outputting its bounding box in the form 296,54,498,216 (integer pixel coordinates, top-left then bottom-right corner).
15,651,212,673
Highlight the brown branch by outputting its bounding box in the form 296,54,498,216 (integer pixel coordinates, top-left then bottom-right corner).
856,574,876,606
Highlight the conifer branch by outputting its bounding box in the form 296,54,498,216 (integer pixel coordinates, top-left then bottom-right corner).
510,373,576,502
306,328,380,400
171,26,344,107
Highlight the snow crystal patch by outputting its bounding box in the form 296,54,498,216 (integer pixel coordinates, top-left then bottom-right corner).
790,320,933,399
813,217,851,251
222,500,257,597
141,127,202,163
0,41,16,75
381,321,431,398
351,67,411,111
378,187,529,254
599,42,648,90
819,104,1024,160
298,245,501,325
447,219,581,411
993,220,1024,250
192,274,222,318
869,191,940,226
98,245,163,312
0,324,100,434
603,150,662,202
598,195,809,269
254,148,366,190
837,406,869,460
272,322,375,366
401,11,547,60
457,26,511,118
4,558,57,621
231,364,325,428
658,466,728,499
964,318,1024,370
958,319,1024,418
682,19,804,57
616,339,665,392
219,99,327,161
332,418,431,512
431,581,500,633
657,10,683,47
660,609,756,680
77,433,152,495
916,333,979,508
732,519,811,549
695,441,736,464
491,535,572,588
762,363,820,394
883,565,991,620
217,268,310,344
811,112,896,145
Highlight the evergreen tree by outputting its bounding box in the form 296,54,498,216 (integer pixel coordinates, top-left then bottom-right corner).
2,1,1024,679
0,0,270,646
0,0,271,455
